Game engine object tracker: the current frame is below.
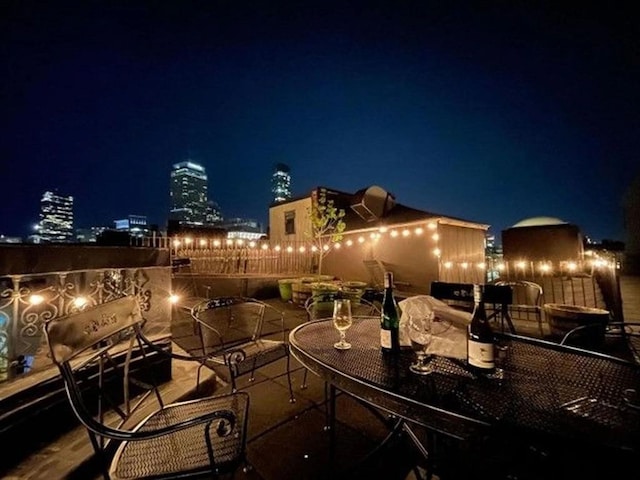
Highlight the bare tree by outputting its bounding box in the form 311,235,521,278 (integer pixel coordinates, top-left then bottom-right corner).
307,188,346,276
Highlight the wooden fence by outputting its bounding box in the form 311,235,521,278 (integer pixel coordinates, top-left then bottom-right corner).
169,240,315,276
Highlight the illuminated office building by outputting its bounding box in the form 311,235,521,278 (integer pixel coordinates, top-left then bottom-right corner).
38,190,74,243
271,163,291,203
169,161,210,226
114,215,148,237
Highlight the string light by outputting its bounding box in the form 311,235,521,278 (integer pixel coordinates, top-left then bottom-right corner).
167,233,619,275
73,296,88,308
29,294,45,305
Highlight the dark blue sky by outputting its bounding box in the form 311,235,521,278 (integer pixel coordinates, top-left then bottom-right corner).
2,1,638,242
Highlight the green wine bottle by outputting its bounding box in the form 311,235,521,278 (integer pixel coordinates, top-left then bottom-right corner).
380,272,400,353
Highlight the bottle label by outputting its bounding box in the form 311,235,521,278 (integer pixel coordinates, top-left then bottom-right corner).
468,340,495,369
380,329,391,349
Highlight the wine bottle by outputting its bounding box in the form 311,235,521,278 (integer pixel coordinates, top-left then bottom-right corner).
380,272,400,353
467,284,496,374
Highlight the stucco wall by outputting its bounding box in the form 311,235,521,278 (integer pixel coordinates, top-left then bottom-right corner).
268,197,312,243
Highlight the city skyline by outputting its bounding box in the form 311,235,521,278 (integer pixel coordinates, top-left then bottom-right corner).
3,2,638,242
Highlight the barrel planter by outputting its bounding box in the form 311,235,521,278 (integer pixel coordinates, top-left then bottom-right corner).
291,278,314,307
310,281,341,298
341,281,368,303
544,303,610,347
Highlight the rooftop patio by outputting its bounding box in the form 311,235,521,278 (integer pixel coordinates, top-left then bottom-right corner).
0,243,638,479
3,276,639,479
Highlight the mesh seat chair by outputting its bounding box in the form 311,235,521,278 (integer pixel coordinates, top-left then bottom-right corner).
191,296,295,402
560,321,640,362
44,296,250,480
495,280,544,336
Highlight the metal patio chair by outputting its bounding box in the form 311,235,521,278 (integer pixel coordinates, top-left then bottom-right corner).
44,295,249,480
495,280,544,336
191,296,295,402
560,321,640,362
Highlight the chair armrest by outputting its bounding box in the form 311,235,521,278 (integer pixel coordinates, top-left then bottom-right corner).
81,404,238,442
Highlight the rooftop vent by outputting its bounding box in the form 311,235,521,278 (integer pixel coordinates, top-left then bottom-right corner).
350,185,396,222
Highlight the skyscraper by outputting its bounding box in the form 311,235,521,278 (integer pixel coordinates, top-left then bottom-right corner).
38,190,74,242
271,163,291,203
169,161,210,226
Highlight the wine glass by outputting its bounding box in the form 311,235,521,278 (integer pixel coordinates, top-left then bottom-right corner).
408,312,451,375
332,299,353,350
408,312,435,374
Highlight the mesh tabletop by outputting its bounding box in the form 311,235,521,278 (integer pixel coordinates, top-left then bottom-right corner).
289,317,640,451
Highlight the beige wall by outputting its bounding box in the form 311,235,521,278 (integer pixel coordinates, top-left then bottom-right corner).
438,223,488,283
322,221,486,293
268,197,312,244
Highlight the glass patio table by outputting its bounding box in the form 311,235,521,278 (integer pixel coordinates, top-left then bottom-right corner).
289,316,640,476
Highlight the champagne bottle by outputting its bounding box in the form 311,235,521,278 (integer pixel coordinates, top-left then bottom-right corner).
467,284,496,374
380,272,400,353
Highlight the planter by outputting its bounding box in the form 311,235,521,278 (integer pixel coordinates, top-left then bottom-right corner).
310,281,341,298
292,281,314,307
544,303,610,347
277,278,296,302
341,281,368,303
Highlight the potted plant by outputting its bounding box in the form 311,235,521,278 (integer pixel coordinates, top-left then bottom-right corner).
341,281,368,303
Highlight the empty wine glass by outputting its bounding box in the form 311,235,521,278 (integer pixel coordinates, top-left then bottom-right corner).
408,312,435,374
332,299,353,350
408,312,451,375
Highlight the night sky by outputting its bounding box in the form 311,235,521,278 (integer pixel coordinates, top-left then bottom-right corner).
2,1,638,242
